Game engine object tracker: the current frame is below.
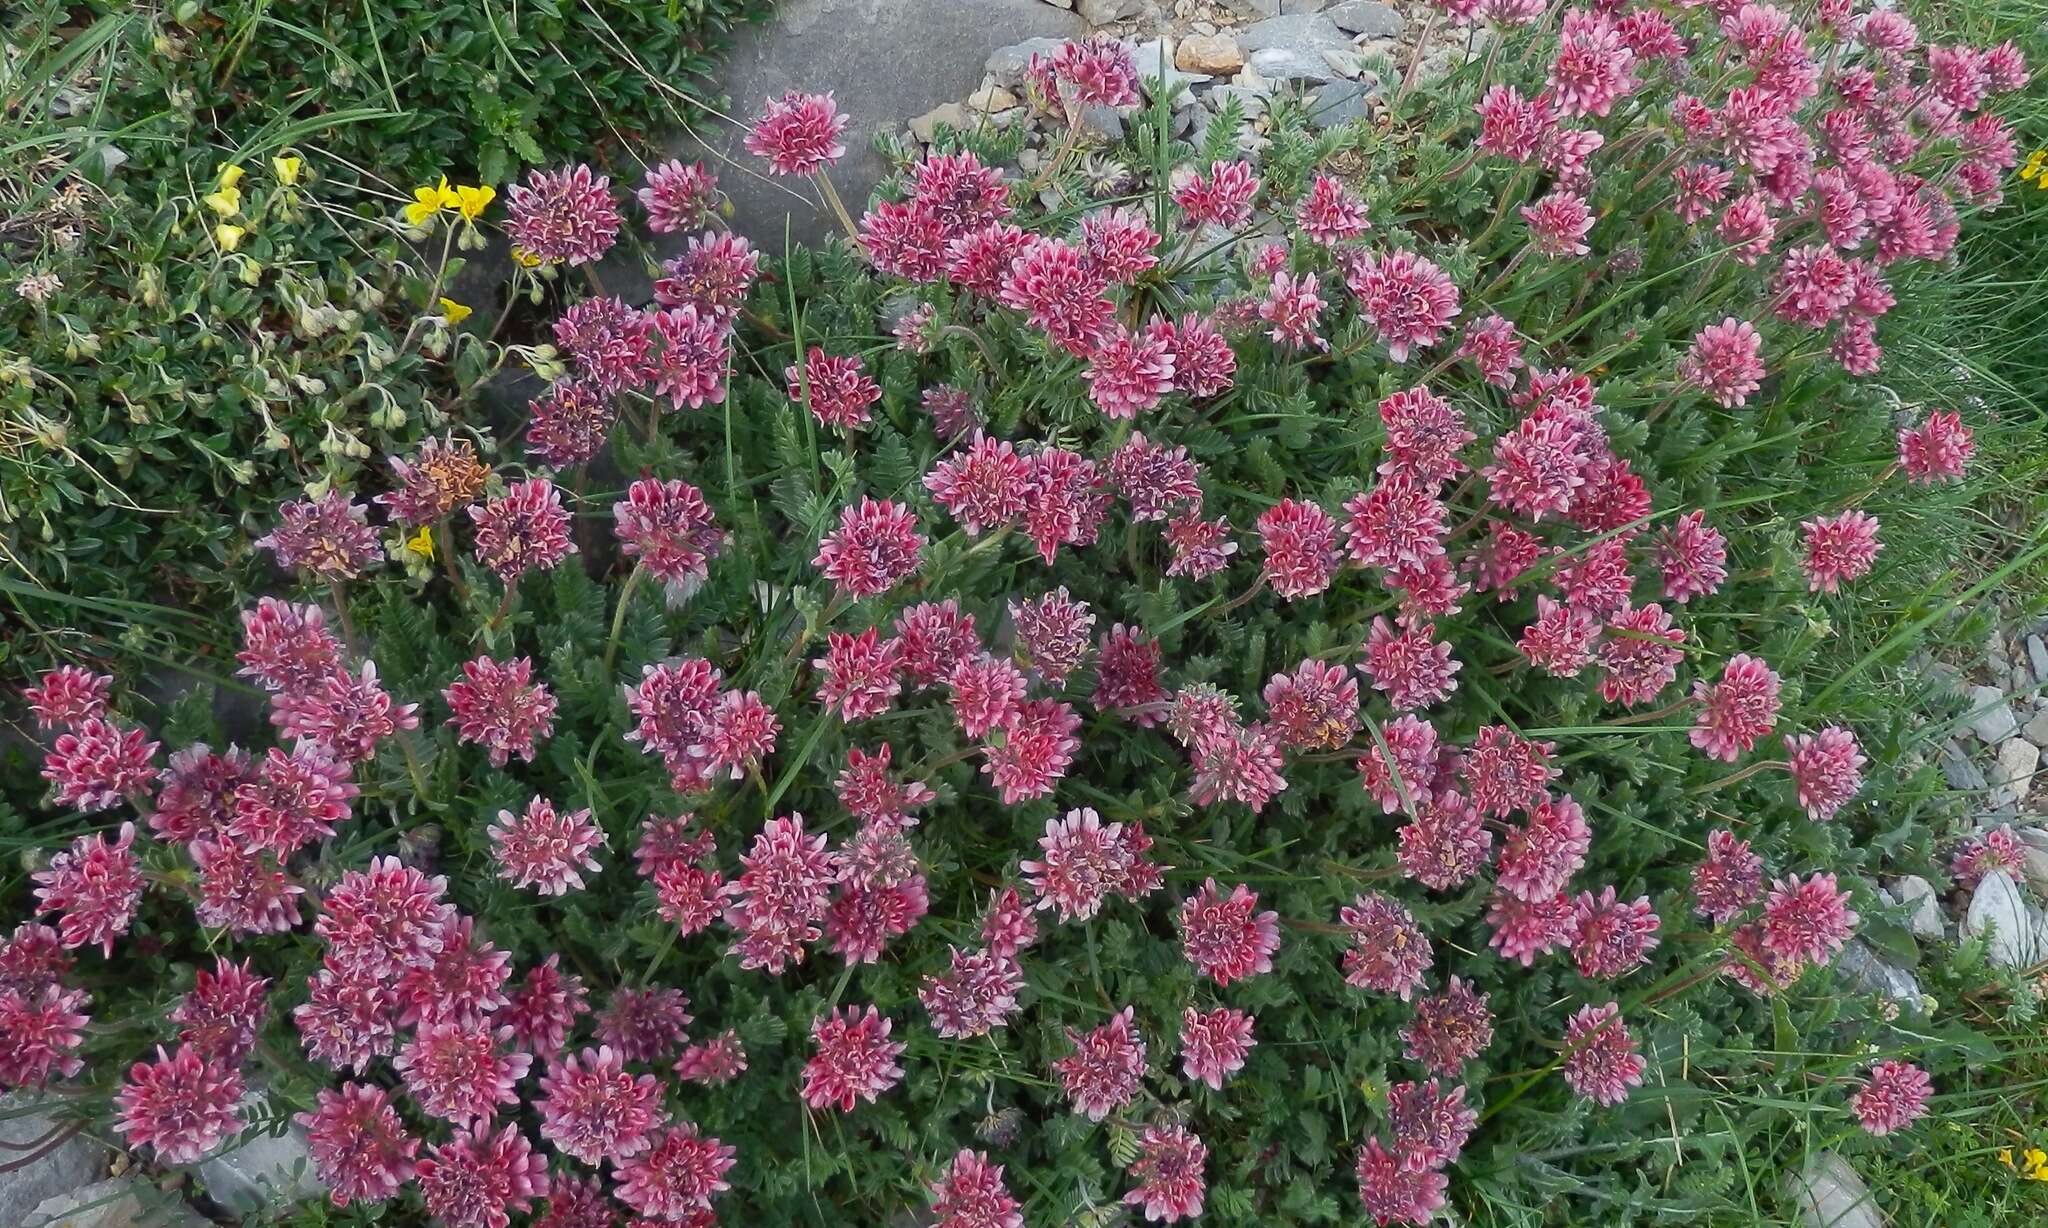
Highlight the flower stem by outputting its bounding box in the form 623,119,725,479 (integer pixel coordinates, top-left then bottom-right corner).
602,563,650,681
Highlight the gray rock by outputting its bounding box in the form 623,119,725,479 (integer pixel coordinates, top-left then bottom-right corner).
987,36,1074,86
1305,78,1377,128
1919,659,1964,698
1892,875,1943,940
2029,635,2048,682
1966,685,2019,743
1940,742,1987,792
1834,940,1922,1005
908,101,971,143
195,1108,324,1215
2022,846,2048,898
1077,103,1126,140
2026,711,2048,748
1782,1152,1885,1228
1207,83,1271,119
1078,0,1145,22
1,1095,108,1228
1284,0,1332,13
1131,38,1205,96
1326,0,1406,36
1246,46,1342,81
1966,871,2036,967
1994,737,2041,803
25,1177,205,1228
1224,0,1283,16
1237,13,1349,52
661,0,1087,252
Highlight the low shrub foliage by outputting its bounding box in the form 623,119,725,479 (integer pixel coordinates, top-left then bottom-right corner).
5,3,2046,1227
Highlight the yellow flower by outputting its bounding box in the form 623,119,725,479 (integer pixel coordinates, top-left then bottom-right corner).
2025,1148,2048,1180
436,176,463,210
216,163,247,191
406,525,437,561
272,155,303,186
2001,1147,2016,1169
511,246,545,269
452,184,495,222
403,184,446,227
214,224,247,252
202,185,242,217
439,297,473,325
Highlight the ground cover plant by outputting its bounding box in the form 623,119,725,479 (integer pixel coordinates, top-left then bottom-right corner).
5,3,2048,1227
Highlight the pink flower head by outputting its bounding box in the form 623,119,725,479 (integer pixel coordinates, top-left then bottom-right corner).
237,598,341,694
638,159,718,233
1022,807,1161,922
834,743,936,829
1355,1137,1448,1226
1760,871,1857,966
1396,792,1492,890
1691,828,1765,924
171,957,270,1064
815,628,904,722
1377,386,1474,486
947,653,1027,740
1486,889,1576,965
1339,893,1431,999
507,163,620,266
1344,249,1461,363
1457,315,1525,389
379,434,490,524
926,433,1031,535
787,347,882,431
498,955,589,1058
1362,616,1461,712
1518,596,1601,677
824,872,930,963
595,987,692,1064
1689,653,1782,762
536,1045,666,1165
887,600,978,692
1596,602,1686,706
725,814,836,973
998,236,1115,356
1085,326,1177,419
1522,190,1596,258
1569,887,1662,979
554,299,655,396
1019,446,1112,563
1259,269,1328,350
1483,412,1592,522
1548,8,1636,117
1897,410,1973,484
1256,498,1340,599
32,821,145,954
1160,313,1237,398
981,698,1082,805
1178,879,1280,985
1297,174,1369,246
471,478,577,583
316,856,452,978
649,305,731,411
1082,208,1161,283
269,661,418,764
0,984,90,1087
1850,1060,1932,1136
674,1030,748,1085
1785,725,1864,821
114,1043,244,1164
1108,430,1202,523
226,743,355,856
415,1124,550,1228
981,885,1041,959
1952,826,2028,892
298,1082,418,1207
611,477,725,601
919,946,1025,1039
1800,510,1881,593
1495,793,1591,902
1174,160,1260,230
256,491,380,580
654,231,760,326
445,656,557,767
1189,724,1289,813
1718,193,1778,264
293,962,398,1073
1461,725,1558,818
1680,318,1766,407
1053,1006,1147,1120
23,666,111,732
1344,474,1448,574
611,1123,737,1219
1037,34,1139,109
814,497,924,598
42,720,158,814
1009,587,1094,684
1382,1081,1476,1178
1402,976,1495,1076
488,796,606,896
1475,85,1555,162
746,91,848,175
801,1005,905,1111
1164,511,1238,579
1671,162,1734,224
1357,713,1442,813
930,1149,1023,1228
1560,1002,1645,1105
1124,1123,1209,1222
1262,658,1360,751
396,1018,531,1126
1179,1005,1256,1091
1094,623,1168,720
1653,511,1728,604
525,379,615,467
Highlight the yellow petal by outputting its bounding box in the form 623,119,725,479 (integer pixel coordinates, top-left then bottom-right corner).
272,155,303,186
406,526,437,560
511,245,545,269
455,183,496,222
217,163,246,191
214,224,247,252
439,297,473,325
436,176,462,210
202,187,241,217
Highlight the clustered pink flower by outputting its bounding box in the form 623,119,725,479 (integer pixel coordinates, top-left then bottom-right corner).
1343,249,1461,362
746,91,849,175
299,1082,419,1206
1897,410,1973,484
1654,511,1729,604
655,231,760,326
1560,1002,1645,1105
1800,510,1882,593
257,491,381,580
1053,1006,1148,1120
1021,807,1162,922
32,821,146,953
1759,871,1858,966
801,1005,905,1111
1339,893,1431,999
23,666,111,731
171,957,270,1063
1692,829,1766,924
1085,326,1177,418
1401,976,1495,1076
814,497,925,598
787,347,882,430
1297,174,1369,246
1849,1059,1933,1136
488,796,606,896
1680,318,1767,407
113,1043,245,1164
1356,1137,1449,1226
444,656,557,767
1174,160,1260,229
506,163,621,265
1689,653,1782,761
1178,879,1280,984
1179,1005,1257,1091
525,379,614,466
724,813,836,973
930,1149,1023,1228
1786,726,1865,821
471,478,577,584
920,946,1025,1039
42,721,159,814
415,1123,549,1228
638,159,718,233
1124,1123,1209,1222
1032,33,1139,110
